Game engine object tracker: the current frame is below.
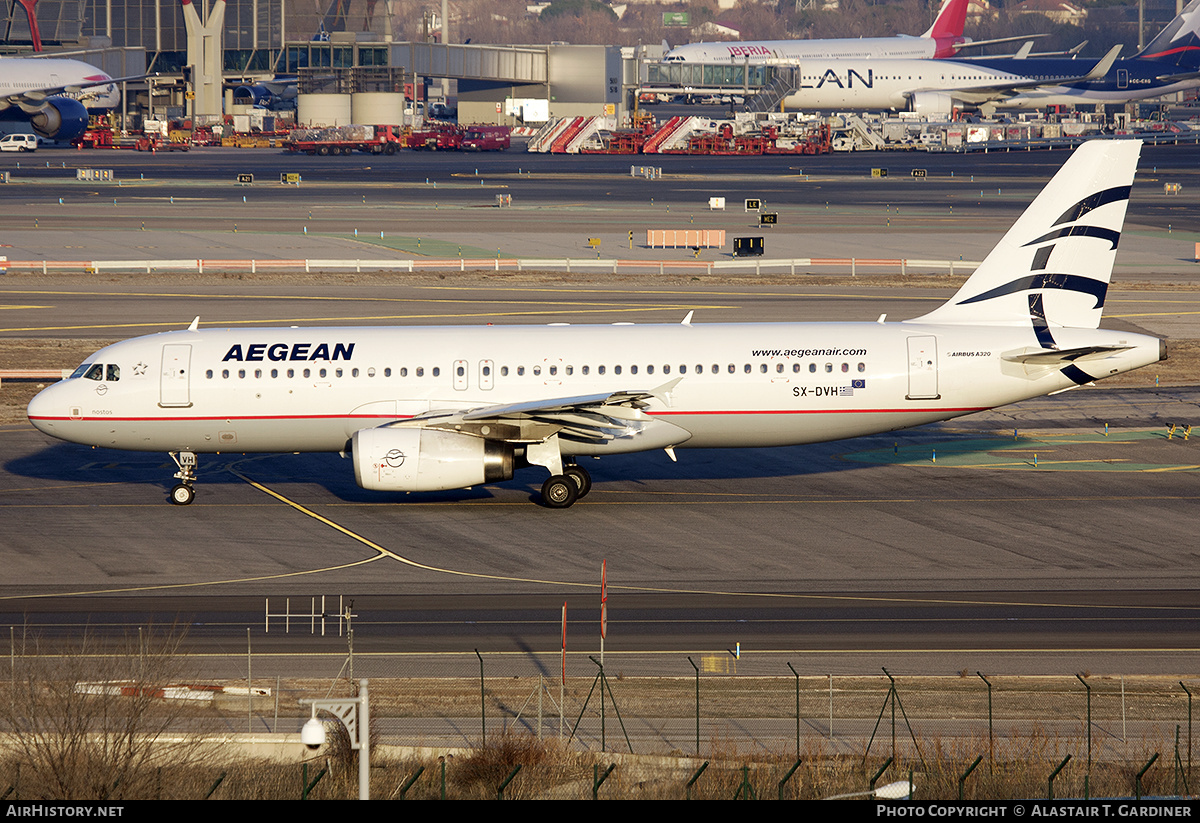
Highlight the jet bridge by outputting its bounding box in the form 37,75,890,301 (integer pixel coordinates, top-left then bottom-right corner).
642,61,790,97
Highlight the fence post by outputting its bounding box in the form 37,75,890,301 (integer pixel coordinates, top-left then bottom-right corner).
778,760,802,801
1182,681,1193,785
1048,754,1071,800
1076,674,1092,777
978,672,993,773
959,755,982,801
788,662,800,758
689,656,700,755
685,762,709,800
476,648,486,742
1136,753,1159,800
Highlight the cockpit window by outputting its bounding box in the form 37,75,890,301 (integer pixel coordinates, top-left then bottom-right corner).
83,364,104,381
69,363,93,379
106,364,120,382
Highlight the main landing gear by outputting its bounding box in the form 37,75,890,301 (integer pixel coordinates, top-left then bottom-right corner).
169,451,197,505
540,462,592,509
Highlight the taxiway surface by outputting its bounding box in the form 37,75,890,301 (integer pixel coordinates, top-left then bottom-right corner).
1,145,1199,678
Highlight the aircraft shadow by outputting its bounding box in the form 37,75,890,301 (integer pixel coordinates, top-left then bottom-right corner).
5,434,897,505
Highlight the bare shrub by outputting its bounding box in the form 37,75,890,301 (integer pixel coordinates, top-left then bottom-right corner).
0,627,214,800
451,730,588,799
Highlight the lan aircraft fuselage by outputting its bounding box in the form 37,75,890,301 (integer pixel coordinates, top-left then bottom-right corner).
775,0,1200,113
28,140,1163,508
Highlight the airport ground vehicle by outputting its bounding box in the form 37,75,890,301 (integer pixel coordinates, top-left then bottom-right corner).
284,125,403,155
403,122,463,150
0,133,37,152
461,125,511,151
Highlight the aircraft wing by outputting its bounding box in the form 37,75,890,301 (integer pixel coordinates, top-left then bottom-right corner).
949,33,1051,53
392,378,687,445
909,45,1122,105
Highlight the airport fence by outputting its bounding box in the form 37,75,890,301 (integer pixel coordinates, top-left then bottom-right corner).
0,256,983,277
230,660,1196,764
2,639,1197,799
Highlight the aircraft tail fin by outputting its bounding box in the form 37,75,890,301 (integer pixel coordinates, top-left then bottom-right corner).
1134,0,1200,67
923,0,968,40
910,139,1142,334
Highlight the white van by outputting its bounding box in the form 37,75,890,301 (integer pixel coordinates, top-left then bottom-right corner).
0,134,37,152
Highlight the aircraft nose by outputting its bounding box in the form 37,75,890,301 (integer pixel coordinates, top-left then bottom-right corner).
27,381,69,436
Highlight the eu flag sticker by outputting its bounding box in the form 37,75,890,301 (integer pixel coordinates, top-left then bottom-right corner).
852,379,866,389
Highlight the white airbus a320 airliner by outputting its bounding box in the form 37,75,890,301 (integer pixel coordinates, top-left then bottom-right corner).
28,140,1163,508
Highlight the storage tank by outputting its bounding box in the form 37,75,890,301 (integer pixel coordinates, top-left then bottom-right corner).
351,92,404,126
297,94,352,127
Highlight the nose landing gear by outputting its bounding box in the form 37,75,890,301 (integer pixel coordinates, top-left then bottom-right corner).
168,451,197,505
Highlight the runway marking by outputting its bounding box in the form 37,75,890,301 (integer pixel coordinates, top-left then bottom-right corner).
0,305,50,310
0,555,382,601
0,287,709,307
0,305,727,333
229,474,1200,615
418,284,947,302
845,430,1200,472
235,471,599,590
0,481,128,494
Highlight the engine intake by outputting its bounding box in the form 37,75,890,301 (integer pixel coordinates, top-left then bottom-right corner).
909,91,955,117
352,427,514,492
28,96,89,141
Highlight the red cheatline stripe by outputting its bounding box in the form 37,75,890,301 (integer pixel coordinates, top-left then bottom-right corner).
30,408,986,423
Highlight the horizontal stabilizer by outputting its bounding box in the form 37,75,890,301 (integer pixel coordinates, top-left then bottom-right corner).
1002,345,1132,365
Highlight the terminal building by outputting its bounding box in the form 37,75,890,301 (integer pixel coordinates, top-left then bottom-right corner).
1,0,639,126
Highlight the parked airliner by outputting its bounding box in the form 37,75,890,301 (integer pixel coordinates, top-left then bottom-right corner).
27,140,1163,508
776,0,1200,113
0,56,120,141
663,0,1036,63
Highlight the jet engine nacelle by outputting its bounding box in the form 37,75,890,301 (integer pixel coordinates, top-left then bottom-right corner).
28,96,89,141
232,85,272,106
352,427,514,492
909,91,955,116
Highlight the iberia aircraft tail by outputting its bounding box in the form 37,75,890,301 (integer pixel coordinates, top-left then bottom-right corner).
923,0,969,40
